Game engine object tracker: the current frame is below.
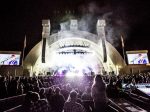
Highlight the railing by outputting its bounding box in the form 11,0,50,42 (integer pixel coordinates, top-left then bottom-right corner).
0,94,25,112
123,91,150,111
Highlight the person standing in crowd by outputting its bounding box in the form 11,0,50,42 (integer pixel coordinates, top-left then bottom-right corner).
61,85,69,100
63,90,85,112
91,75,108,112
0,77,8,99
39,88,46,99
51,87,65,112
81,87,93,101
30,92,50,112
7,77,18,96
21,91,33,112
81,87,94,112
46,87,53,108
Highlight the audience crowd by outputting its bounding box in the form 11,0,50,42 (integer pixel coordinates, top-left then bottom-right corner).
0,71,150,112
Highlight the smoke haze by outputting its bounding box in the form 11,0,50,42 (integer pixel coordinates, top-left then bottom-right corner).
78,1,129,47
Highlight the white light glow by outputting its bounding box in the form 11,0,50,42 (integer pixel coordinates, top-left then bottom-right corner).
66,72,78,77
46,50,102,76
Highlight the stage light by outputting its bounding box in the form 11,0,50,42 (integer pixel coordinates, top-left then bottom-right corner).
66,72,76,78
46,50,101,76
65,71,84,78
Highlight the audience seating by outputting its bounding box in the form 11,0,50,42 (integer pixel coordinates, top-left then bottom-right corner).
0,94,25,112
4,105,22,112
123,91,150,111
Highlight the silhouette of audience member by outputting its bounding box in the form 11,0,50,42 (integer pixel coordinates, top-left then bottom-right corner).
66,83,72,92
17,82,24,95
63,90,85,112
21,91,33,112
0,77,8,99
46,87,53,107
39,88,46,99
81,87,93,101
106,78,118,98
7,77,18,96
61,85,69,100
51,87,65,112
81,87,94,112
30,92,50,112
91,75,108,112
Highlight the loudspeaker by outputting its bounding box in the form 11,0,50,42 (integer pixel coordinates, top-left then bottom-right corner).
42,38,46,63
102,38,107,62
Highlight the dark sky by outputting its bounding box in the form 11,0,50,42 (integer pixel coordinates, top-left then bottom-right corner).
0,0,150,58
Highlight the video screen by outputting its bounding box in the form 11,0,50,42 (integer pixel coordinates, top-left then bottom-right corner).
127,53,149,64
0,54,21,65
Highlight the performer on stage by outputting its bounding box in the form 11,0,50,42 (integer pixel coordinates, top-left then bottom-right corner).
136,54,147,64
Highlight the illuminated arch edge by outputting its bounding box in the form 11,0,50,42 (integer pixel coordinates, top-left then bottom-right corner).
24,31,126,75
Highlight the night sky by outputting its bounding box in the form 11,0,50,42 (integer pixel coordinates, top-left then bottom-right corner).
0,0,150,59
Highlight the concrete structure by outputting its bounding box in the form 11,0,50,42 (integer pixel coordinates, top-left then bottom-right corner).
24,19,126,76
